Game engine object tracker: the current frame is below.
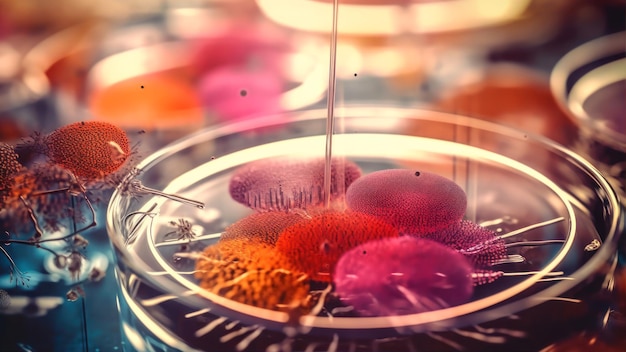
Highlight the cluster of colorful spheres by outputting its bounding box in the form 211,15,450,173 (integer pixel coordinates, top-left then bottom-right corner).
195,158,510,317
1,121,132,247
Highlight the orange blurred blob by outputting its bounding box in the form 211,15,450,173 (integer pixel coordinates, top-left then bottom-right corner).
432,64,576,145
89,73,204,130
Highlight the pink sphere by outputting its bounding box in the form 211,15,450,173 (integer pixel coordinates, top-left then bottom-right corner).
334,236,474,316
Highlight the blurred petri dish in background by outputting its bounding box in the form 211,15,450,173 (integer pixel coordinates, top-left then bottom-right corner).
431,63,577,146
551,31,626,200
257,0,574,90
0,40,52,141
78,13,325,134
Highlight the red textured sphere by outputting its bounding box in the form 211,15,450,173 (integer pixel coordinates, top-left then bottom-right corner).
275,210,399,282
346,169,467,235
45,121,130,180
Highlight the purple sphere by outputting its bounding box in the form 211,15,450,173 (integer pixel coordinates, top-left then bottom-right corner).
229,157,362,212
333,236,474,316
345,169,467,235
428,220,506,268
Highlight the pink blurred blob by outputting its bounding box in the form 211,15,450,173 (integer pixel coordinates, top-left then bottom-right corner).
190,22,290,122
197,66,283,122
189,23,288,76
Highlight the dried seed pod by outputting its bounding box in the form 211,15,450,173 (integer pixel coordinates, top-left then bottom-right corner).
0,142,22,193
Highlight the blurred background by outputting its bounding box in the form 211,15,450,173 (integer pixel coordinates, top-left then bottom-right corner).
0,0,624,351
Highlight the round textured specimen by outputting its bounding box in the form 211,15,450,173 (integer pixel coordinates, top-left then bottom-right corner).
275,210,399,282
334,236,474,316
195,241,310,311
220,211,307,246
45,121,130,180
229,157,362,212
346,169,466,235
428,220,506,268
0,142,21,191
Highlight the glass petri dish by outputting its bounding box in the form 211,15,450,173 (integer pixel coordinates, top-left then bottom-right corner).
107,107,623,351
550,31,626,201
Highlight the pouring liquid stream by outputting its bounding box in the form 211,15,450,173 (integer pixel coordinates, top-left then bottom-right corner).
323,0,340,208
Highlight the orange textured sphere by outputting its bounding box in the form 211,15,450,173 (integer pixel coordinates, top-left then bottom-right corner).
275,210,399,282
195,241,310,311
45,121,130,180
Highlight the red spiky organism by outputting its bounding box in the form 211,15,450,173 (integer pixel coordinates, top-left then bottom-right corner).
275,210,399,282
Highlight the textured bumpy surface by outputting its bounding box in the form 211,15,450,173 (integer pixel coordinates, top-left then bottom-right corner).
220,211,307,246
275,210,399,282
333,236,474,316
195,241,310,312
0,142,21,193
346,169,467,235
428,220,506,268
229,157,362,212
45,121,130,179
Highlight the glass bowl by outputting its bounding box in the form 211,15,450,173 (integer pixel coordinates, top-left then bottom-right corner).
550,31,626,201
107,106,623,351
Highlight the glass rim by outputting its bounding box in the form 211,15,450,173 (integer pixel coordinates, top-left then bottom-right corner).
550,31,626,149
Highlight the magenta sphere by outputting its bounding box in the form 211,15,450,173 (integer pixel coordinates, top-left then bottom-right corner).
333,236,474,316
